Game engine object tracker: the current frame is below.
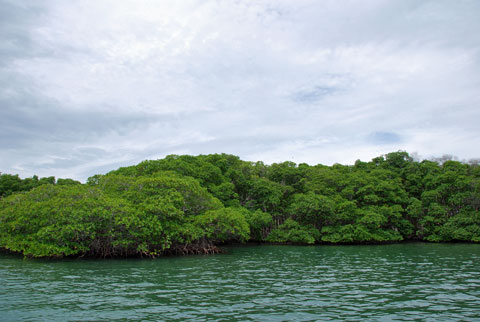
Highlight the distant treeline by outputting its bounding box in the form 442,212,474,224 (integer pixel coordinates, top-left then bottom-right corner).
1,151,479,258
0,174,81,198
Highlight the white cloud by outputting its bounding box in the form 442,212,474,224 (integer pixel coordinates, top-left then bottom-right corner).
1,0,479,180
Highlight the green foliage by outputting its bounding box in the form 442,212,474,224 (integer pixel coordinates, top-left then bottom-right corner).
0,173,83,198
193,207,250,243
56,178,81,186
437,210,480,242
267,161,305,192
1,150,480,258
0,185,134,257
0,172,239,258
97,172,223,214
321,224,402,243
287,192,334,226
245,177,292,214
266,219,320,244
107,154,238,206
0,174,22,197
243,209,273,241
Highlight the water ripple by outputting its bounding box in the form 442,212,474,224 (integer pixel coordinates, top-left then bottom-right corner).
1,243,480,321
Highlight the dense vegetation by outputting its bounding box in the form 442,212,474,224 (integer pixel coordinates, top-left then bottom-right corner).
0,173,80,198
1,152,479,258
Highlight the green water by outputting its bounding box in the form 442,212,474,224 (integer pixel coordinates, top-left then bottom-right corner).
1,243,480,321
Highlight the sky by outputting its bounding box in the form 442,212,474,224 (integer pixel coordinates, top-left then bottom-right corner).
1,0,479,181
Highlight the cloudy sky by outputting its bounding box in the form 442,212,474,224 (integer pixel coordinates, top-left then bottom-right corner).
1,0,479,181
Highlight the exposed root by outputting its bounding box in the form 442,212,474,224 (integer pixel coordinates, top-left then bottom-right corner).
164,242,222,256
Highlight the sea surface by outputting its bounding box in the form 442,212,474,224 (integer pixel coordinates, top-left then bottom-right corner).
1,243,480,321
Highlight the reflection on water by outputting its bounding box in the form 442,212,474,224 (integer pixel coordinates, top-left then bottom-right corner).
1,243,480,321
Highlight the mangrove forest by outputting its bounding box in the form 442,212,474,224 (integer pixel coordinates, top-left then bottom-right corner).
1,151,479,258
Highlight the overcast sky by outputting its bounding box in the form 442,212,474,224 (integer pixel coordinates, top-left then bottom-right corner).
1,0,479,181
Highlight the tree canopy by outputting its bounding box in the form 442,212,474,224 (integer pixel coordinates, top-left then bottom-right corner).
1,151,479,258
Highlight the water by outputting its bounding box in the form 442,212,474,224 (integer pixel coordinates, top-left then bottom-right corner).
1,243,480,321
